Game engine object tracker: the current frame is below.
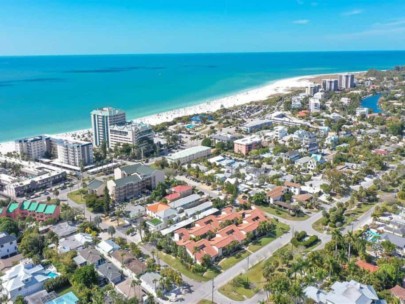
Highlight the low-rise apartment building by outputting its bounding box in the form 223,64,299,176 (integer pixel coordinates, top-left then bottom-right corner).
234,136,262,155
167,146,212,165
107,164,164,203
0,201,60,221
174,207,268,264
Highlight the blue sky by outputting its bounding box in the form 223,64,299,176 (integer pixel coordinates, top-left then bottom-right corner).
1,0,405,55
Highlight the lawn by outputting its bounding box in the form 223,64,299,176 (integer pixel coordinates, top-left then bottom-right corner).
67,189,87,204
219,250,250,271
219,260,266,301
258,205,309,221
219,246,293,300
157,251,211,282
248,222,290,252
198,300,215,304
56,285,75,296
344,203,374,227
312,217,327,233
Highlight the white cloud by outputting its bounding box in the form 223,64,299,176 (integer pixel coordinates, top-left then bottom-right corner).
293,19,310,25
332,18,405,39
342,9,363,16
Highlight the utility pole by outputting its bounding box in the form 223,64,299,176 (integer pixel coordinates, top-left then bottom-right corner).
211,279,214,304
246,255,250,285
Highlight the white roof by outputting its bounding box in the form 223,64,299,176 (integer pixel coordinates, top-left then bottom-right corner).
96,239,120,254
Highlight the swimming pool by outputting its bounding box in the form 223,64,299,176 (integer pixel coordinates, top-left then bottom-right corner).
47,271,59,279
185,124,195,129
365,230,381,243
45,291,79,304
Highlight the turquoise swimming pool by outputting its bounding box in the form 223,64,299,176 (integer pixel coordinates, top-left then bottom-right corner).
47,271,59,279
365,230,381,243
186,124,195,129
45,291,79,304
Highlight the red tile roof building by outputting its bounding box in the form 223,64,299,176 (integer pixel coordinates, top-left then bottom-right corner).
390,285,405,302
164,185,193,202
0,201,60,221
174,207,268,264
355,260,379,273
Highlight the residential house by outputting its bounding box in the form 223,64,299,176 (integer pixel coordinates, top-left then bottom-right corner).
58,233,93,254
97,262,123,285
96,240,121,256
1,259,54,300
0,232,17,258
111,250,146,277
284,181,301,195
140,272,162,298
267,186,287,204
87,179,105,196
49,222,78,238
390,285,405,304
74,247,105,267
304,280,387,304
283,151,301,162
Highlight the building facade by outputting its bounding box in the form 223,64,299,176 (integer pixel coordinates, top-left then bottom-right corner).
15,136,51,160
234,136,262,155
108,164,165,202
91,107,126,146
0,233,17,259
322,79,339,92
339,73,355,90
167,146,212,165
108,122,154,149
54,139,94,167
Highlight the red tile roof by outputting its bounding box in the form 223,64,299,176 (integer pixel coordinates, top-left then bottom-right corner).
164,192,181,202
172,185,193,193
146,202,169,214
284,181,301,188
267,186,286,199
355,260,379,273
390,285,405,300
175,207,269,262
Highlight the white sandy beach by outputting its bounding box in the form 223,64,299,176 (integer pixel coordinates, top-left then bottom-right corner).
0,72,354,155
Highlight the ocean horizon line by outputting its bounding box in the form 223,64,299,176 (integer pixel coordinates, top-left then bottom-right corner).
1,49,405,58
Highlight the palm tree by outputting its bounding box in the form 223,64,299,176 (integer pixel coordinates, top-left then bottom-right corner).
93,216,102,228
331,229,343,256
107,225,116,238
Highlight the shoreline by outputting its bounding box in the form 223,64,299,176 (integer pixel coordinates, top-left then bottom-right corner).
0,71,364,154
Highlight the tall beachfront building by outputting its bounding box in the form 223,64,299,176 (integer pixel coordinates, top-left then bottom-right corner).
338,73,355,90
91,107,126,146
108,122,154,149
54,139,94,167
15,135,51,160
322,79,339,92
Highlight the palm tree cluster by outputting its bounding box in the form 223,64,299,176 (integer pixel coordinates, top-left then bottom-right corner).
257,229,404,304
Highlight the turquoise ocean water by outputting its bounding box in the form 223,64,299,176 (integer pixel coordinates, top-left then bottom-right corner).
0,51,404,142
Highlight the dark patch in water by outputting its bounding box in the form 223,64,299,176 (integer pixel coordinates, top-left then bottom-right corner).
0,78,64,86
64,66,165,73
182,65,217,68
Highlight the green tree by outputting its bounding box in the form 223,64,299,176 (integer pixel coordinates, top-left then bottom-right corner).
72,265,98,286
103,186,111,214
0,217,19,236
19,230,45,260
201,137,212,147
